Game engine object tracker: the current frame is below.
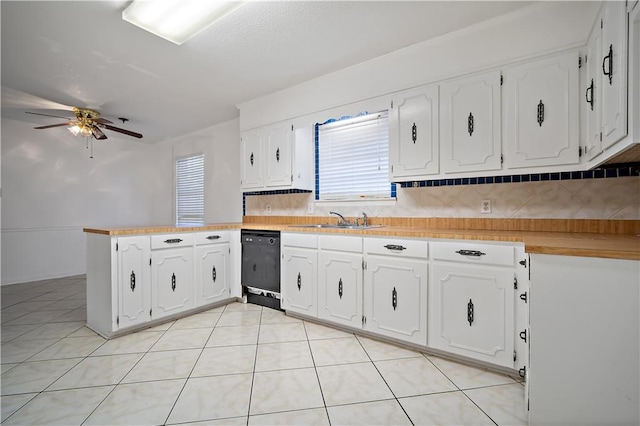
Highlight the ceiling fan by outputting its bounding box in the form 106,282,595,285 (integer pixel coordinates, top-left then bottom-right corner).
26,107,143,140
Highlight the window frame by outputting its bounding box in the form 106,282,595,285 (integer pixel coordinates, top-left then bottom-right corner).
175,153,205,226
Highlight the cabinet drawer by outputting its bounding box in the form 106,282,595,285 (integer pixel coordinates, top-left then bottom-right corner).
195,231,229,245
431,241,514,266
282,232,318,249
151,233,194,250
319,235,362,252
364,237,427,258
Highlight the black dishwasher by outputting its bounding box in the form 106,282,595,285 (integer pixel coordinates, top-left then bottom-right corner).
241,230,281,310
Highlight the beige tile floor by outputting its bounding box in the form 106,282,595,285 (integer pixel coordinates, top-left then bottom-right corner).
1,276,528,425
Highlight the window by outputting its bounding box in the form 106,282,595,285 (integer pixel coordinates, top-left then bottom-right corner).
316,111,393,200
176,154,204,225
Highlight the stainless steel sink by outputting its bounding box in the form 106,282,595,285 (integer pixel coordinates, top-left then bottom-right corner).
289,224,386,230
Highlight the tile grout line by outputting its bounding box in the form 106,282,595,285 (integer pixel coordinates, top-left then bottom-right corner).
242,304,266,425
160,305,229,426
353,334,415,426
302,320,332,426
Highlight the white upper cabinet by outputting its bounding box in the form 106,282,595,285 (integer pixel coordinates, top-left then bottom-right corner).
600,1,628,149
240,128,264,190
241,121,314,191
504,51,580,169
583,22,603,161
440,71,502,174
265,122,293,187
389,85,439,180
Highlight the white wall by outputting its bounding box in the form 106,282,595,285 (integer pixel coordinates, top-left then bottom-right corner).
168,118,242,224
1,116,242,286
1,117,172,285
238,2,600,130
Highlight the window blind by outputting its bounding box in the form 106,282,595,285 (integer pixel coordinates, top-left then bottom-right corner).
317,112,390,200
176,154,204,225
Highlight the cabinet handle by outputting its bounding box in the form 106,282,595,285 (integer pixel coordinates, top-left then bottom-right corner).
455,249,486,257
468,112,474,136
171,273,176,292
276,147,280,162
212,266,217,283
297,272,302,291
338,278,343,299
130,271,136,292
519,366,526,379
250,152,254,166
164,238,183,244
519,329,527,343
586,78,594,111
537,100,545,127
392,287,398,310
603,43,613,85
467,299,474,326
411,122,417,143
384,244,406,251
520,292,528,303
206,235,221,240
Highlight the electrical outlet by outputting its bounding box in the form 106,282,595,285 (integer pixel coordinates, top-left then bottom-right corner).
481,200,492,214
266,204,272,214
307,202,314,214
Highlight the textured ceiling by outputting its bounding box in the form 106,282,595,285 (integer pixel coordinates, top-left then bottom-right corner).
1,1,533,143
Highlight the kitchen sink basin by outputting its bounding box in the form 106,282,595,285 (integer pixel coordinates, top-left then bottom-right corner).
289,224,386,230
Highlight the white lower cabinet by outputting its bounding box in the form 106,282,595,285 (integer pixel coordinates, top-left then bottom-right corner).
281,233,318,317
195,231,230,307
151,245,195,320
318,236,363,329
429,263,515,368
363,238,428,346
428,241,521,369
117,236,151,329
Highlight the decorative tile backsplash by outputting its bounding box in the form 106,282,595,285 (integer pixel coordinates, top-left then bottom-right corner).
244,164,640,220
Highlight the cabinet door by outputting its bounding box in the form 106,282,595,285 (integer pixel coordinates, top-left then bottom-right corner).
583,24,603,161
601,1,628,149
195,244,229,306
241,128,263,189
117,237,151,329
364,255,428,345
265,122,293,187
282,247,318,317
152,247,195,320
504,52,580,168
389,86,439,179
429,264,514,368
318,251,363,328
440,71,502,173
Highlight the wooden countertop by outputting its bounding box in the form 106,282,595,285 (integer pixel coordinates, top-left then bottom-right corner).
84,218,640,261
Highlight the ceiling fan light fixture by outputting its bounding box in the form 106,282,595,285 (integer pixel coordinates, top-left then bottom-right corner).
68,125,81,136
122,0,246,45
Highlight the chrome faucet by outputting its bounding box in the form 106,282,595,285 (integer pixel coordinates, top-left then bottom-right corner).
362,212,368,227
329,211,349,226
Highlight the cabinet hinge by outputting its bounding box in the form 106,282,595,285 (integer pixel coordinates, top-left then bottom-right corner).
390,100,394,109
150,309,152,317
229,247,231,254
500,73,503,85
362,260,367,270
513,350,517,362
578,56,582,69
362,315,367,325
601,18,603,28
600,132,602,142
514,276,518,290
500,154,504,164
291,175,294,183
291,124,294,131
116,315,119,326
579,146,582,157
391,165,393,173
116,243,118,251
149,258,152,266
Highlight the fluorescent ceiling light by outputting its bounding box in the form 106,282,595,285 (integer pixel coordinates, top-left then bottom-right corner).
122,0,245,45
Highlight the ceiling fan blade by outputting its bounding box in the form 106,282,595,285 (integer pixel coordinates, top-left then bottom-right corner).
92,117,113,125
34,122,73,129
103,124,143,139
26,111,74,120
91,125,107,140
